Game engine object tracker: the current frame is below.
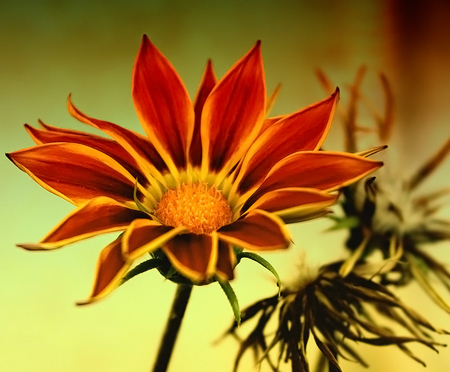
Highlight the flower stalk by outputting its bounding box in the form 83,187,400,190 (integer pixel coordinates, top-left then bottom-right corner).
153,284,193,372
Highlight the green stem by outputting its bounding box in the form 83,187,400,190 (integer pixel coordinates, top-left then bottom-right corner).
152,284,193,372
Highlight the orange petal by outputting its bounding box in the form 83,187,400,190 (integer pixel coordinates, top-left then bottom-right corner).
201,41,266,180
218,209,290,251
216,239,236,281
132,35,194,174
259,115,284,135
38,119,98,137
68,98,169,181
77,236,131,305
122,219,188,261
7,142,138,205
163,233,218,283
24,123,147,186
18,197,145,250
243,187,338,223
235,90,339,195
265,83,282,116
243,151,382,209
190,59,217,167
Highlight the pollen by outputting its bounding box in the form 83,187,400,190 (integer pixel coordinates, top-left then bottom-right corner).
154,182,233,235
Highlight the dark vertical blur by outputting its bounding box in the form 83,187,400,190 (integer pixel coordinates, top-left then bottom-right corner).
384,0,450,150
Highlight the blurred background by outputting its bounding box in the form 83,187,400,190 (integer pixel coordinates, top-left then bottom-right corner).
2,0,450,371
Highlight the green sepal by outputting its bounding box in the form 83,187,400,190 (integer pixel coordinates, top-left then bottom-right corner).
238,251,281,295
151,249,197,285
217,278,241,325
120,258,163,285
233,246,244,256
165,265,182,281
133,179,152,214
326,215,360,231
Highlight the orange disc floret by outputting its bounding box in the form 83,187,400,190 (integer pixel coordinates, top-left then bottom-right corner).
155,182,233,234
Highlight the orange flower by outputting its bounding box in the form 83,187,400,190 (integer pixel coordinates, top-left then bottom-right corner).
6,35,382,304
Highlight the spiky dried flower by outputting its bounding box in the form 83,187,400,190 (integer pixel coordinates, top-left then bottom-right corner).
227,262,447,372
317,67,450,313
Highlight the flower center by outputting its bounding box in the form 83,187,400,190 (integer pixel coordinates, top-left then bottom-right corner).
154,182,233,235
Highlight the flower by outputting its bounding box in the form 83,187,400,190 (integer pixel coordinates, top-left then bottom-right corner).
317,67,450,311
6,36,382,304
228,261,446,372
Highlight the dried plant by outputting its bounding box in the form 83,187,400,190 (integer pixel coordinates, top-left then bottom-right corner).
227,262,447,372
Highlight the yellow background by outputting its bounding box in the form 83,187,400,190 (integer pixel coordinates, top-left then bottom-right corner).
2,0,450,371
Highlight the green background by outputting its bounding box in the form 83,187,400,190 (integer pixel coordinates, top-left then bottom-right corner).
2,0,450,371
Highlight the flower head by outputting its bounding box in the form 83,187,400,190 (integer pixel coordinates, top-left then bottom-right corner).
7,36,382,304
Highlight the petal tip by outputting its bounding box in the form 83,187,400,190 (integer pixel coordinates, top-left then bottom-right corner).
205,58,214,72
140,34,155,52
244,41,262,60
76,298,96,306
66,94,74,113
17,243,42,251
252,40,262,55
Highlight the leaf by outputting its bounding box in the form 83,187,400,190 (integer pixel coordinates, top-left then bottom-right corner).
217,278,241,325
338,343,368,368
238,251,281,294
326,215,360,231
311,330,342,372
339,233,369,277
120,258,163,285
407,252,450,313
397,343,427,367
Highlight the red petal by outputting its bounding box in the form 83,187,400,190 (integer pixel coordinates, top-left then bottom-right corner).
201,42,266,178
163,233,218,283
122,219,187,260
77,236,131,305
244,151,382,209
132,35,194,172
218,210,290,251
235,90,339,195
24,123,147,186
216,239,236,281
259,116,284,135
265,83,282,116
68,98,169,178
190,60,217,167
7,143,137,205
18,197,145,249
245,187,338,214
39,120,96,136
243,187,338,224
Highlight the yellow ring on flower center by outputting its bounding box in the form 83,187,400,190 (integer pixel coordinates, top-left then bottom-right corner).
154,182,233,235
